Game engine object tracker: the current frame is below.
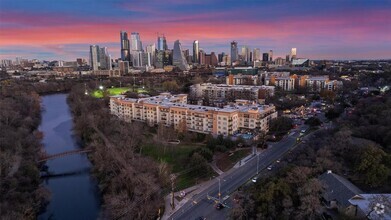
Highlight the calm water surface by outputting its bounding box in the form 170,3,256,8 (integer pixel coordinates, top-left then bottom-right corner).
38,94,101,220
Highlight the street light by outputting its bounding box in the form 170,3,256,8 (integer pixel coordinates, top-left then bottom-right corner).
99,85,104,90
218,178,221,201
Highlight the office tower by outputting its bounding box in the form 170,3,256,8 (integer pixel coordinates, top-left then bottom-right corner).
269,50,273,61
218,52,224,63
286,54,290,62
262,53,269,62
241,46,251,63
183,49,190,63
132,51,144,67
172,40,190,71
120,31,130,61
130,32,142,51
199,50,206,65
291,48,297,60
193,40,199,64
210,52,218,66
155,51,164,68
253,48,261,61
146,44,156,66
230,41,238,63
119,61,129,75
129,32,144,67
99,47,111,70
274,57,284,65
89,45,100,70
157,35,168,51
163,50,173,66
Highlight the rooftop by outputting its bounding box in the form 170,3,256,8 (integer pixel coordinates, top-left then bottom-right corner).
319,171,363,208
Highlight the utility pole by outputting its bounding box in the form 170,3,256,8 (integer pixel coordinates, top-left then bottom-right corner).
170,174,176,210
218,178,221,202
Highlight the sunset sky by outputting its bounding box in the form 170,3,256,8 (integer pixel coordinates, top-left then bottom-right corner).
0,0,390,61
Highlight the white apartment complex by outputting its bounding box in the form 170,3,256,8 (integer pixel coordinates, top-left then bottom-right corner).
110,93,277,136
190,83,275,105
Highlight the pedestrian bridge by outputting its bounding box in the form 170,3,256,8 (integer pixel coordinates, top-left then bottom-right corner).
38,148,93,163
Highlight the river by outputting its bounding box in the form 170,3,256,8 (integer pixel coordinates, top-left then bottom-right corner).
38,94,101,220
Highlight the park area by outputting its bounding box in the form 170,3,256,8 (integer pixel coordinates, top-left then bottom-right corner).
141,143,217,190
91,87,148,98
215,148,252,171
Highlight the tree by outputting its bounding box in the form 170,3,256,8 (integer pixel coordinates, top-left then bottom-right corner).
162,80,180,92
269,117,293,134
325,107,341,121
255,131,268,148
305,117,321,127
355,145,390,187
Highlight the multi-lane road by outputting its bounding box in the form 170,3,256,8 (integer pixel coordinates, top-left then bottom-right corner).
168,125,308,220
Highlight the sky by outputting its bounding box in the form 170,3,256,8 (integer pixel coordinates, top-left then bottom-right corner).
0,0,390,61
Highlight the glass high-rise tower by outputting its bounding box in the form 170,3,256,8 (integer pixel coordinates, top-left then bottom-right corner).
120,31,130,61
130,32,142,51
173,40,189,71
193,40,199,64
157,35,168,51
230,41,238,64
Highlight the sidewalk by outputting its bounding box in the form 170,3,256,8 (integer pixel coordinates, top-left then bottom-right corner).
209,161,224,175
161,177,218,220
233,148,263,168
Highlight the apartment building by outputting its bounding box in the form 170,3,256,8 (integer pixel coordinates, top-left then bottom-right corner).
190,83,275,106
110,93,277,136
264,72,296,91
262,72,343,92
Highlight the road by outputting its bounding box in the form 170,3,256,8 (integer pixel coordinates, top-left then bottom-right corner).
168,125,308,220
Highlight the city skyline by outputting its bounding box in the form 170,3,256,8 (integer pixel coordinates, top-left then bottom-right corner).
0,0,390,60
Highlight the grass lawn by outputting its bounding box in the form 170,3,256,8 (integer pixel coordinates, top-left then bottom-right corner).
92,87,130,98
141,143,197,173
91,87,149,98
141,143,216,190
216,148,251,171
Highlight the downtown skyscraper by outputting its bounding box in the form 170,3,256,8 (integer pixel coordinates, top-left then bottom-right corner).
230,41,238,64
157,35,168,51
291,48,297,60
90,45,111,70
173,40,189,71
120,31,130,62
130,32,144,67
130,32,142,51
193,40,199,64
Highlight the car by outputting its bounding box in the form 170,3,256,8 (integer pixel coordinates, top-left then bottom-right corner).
252,177,257,183
195,217,206,220
276,159,280,163
214,203,224,210
267,166,272,170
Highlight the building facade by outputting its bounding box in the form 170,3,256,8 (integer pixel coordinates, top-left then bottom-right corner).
190,83,275,105
120,31,130,62
230,41,238,64
110,93,277,136
173,40,190,71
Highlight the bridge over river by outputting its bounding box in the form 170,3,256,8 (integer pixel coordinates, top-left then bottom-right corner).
38,148,93,163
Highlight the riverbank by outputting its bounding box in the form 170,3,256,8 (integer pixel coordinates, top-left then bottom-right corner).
0,79,86,219
67,84,165,219
0,80,49,219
